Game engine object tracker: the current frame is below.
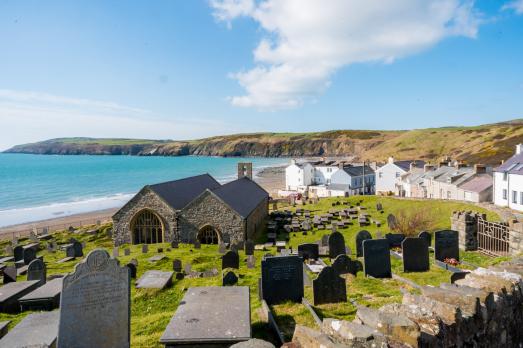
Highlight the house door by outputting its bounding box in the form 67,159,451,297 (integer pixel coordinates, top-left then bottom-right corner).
197,225,220,244
131,210,163,244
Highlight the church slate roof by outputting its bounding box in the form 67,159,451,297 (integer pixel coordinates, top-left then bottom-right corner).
148,174,221,210
211,177,269,218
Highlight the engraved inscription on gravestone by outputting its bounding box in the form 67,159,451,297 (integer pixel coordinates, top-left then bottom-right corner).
58,249,130,348
434,230,459,262
261,256,303,305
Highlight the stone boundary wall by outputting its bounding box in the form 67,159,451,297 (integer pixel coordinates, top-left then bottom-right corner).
288,258,523,347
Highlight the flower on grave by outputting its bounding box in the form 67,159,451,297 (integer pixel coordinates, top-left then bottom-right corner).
444,258,459,266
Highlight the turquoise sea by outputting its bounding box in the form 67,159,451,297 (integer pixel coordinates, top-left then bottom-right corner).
0,154,287,227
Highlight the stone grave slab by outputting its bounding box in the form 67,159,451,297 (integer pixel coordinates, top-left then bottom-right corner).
434,230,459,262
3,265,16,284
57,256,75,263
16,265,29,276
222,250,239,269
313,266,347,305
136,270,173,289
159,286,251,347
148,254,166,263
363,239,391,278
58,249,130,348
19,277,63,311
0,257,13,264
0,280,40,313
297,243,319,260
0,311,59,347
356,230,372,257
261,256,303,305
328,231,346,259
0,320,8,339
402,237,429,272
305,262,325,274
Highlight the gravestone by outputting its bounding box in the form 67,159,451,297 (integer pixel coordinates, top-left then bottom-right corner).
126,263,137,279
363,239,391,278
331,254,359,276
194,241,201,249
13,246,23,262
113,247,119,258
136,271,173,289
402,237,429,272
19,277,63,311
65,245,76,258
58,249,130,348
23,248,36,265
297,243,319,260
148,254,166,263
321,234,330,247
261,256,303,305
72,241,83,257
222,271,238,286
142,244,148,253
5,245,13,256
173,259,182,273
184,264,192,274
376,202,383,211
218,243,226,254
245,240,254,256
247,255,255,269
313,266,347,305
387,214,398,230
385,233,406,249
0,311,59,347
434,230,459,262
3,265,17,284
130,258,138,266
27,259,46,286
418,231,432,247
328,232,346,259
124,248,130,256
355,230,372,257
171,241,179,249
203,268,219,278
222,251,239,269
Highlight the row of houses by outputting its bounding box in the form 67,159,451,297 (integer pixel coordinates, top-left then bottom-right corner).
284,144,523,212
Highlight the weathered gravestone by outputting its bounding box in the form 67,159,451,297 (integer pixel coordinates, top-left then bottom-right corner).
247,255,255,269
23,248,37,265
173,259,182,273
0,311,59,347
331,254,360,276
113,247,120,258
297,243,319,260
58,249,130,348
385,233,406,249
193,241,201,249
222,271,238,286
355,230,372,257
245,240,254,256
363,239,391,278
328,231,346,259
142,244,148,253
434,230,459,262
136,271,173,289
27,259,46,286
73,241,83,257
3,265,17,284
218,243,226,254
313,266,347,305
321,234,330,247
184,264,192,274
124,248,130,256
376,202,383,211
402,237,429,272
387,214,398,230
222,250,239,269
418,231,432,247
4,245,13,256
13,246,23,262
65,245,76,258
19,277,63,311
261,256,303,305
126,263,137,279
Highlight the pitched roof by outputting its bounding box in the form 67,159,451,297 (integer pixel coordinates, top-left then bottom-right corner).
458,174,493,193
148,174,221,210
212,177,268,218
341,165,375,177
394,160,425,171
495,152,523,174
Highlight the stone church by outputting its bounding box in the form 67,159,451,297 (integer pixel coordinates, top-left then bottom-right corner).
112,163,269,246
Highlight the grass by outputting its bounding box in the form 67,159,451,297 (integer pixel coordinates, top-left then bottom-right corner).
0,196,510,347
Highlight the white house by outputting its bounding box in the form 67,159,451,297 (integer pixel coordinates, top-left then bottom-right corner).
284,160,314,191
494,144,523,211
375,157,425,195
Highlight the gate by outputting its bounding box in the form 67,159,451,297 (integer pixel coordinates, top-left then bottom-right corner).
477,218,509,257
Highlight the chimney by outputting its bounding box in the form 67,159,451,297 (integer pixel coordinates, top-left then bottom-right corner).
424,164,435,173
474,164,487,174
454,160,467,169
409,162,418,171
338,162,345,169
388,156,394,164
237,162,253,179
291,159,296,165
517,144,523,155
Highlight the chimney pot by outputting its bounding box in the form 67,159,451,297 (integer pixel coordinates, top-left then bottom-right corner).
517,144,523,155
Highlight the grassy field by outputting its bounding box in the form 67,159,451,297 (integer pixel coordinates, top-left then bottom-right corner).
0,196,509,347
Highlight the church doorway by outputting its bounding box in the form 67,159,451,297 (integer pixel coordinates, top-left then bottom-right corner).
131,210,163,244
197,225,220,244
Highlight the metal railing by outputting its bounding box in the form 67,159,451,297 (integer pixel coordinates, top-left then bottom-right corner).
477,218,510,257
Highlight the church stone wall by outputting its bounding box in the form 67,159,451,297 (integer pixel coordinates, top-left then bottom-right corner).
245,197,268,241
179,192,244,244
112,188,177,246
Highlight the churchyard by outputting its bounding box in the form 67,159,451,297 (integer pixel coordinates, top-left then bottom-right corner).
0,195,514,347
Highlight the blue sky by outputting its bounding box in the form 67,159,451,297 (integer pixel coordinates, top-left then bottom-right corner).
0,0,522,150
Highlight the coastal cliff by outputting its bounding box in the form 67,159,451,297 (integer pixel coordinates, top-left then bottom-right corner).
5,120,523,164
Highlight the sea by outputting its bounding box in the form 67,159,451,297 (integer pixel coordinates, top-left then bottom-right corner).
0,154,287,227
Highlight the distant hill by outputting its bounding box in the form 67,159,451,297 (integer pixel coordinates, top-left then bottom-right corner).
5,120,523,164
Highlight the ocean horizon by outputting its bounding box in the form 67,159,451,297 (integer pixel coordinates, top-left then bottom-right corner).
0,154,287,227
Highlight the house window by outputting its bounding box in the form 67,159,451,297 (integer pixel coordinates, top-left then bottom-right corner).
513,191,518,204
503,189,508,200
395,172,400,178
503,172,508,181
378,172,383,178
447,191,451,199
520,192,523,205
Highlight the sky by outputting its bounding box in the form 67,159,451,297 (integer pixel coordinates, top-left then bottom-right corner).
0,0,522,150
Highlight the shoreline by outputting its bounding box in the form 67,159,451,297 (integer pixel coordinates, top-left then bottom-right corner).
0,164,286,236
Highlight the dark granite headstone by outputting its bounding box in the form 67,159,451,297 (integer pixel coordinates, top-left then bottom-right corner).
222,250,239,269
385,233,406,249
22,247,36,265
126,263,137,279
27,259,46,286
328,232,346,259
222,271,238,286
331,254,359,276
171,241,179,249
434,230,459,262
387,214,398,230
402,237,429,272
72,241,83,257
297,243,319,260
363,239,391,278
355,230,372,257
313,266,347,305
65,245,75,258
3,265,17,284
261,256,303,305
194,241,201,249
58,249,130,348
418,231,432,247
245,240,255,256
142,244,148,253
173,259,182,273
124,248,130,256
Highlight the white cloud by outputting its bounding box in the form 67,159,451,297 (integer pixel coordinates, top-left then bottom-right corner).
503,0,523,14
210,0,482,110
0,90,245,150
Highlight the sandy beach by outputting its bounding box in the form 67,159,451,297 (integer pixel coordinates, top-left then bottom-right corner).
0,165,286,239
